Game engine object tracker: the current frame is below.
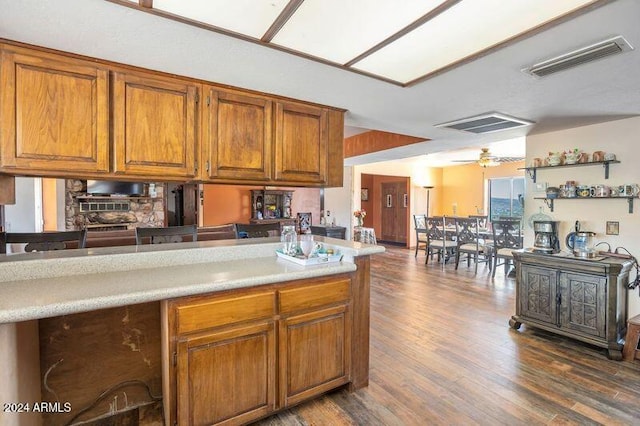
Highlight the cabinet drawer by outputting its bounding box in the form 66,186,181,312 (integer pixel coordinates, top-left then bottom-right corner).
279,278,350,315
176,291,275,334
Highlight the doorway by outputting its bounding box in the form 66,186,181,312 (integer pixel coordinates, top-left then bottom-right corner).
380,181,408,245
167,183,199,226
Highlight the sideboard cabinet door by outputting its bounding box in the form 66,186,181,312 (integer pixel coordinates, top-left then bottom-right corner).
559,272,607,338
0,47,109,173
112,71,198,179
202,87,272,181
519,265,559,326
274,101,328,184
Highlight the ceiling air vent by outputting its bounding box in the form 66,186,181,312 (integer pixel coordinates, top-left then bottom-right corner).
523,36,633,78
435,112,534,134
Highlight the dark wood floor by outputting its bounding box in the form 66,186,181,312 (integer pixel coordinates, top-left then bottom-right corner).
255,245,640,425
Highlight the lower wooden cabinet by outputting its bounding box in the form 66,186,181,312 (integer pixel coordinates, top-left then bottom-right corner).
163,275,352,425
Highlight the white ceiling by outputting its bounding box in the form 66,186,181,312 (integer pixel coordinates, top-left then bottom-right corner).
1,0,638,167
116,0,598,85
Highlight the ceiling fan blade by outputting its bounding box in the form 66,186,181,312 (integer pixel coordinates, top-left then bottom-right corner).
495,156,525,163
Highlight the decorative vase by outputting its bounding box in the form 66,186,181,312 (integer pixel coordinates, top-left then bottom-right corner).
356,217,363,227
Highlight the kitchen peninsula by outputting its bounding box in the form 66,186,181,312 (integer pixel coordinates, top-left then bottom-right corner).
0,237,383,425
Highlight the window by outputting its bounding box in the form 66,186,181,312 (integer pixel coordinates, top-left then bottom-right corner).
488,177,525,221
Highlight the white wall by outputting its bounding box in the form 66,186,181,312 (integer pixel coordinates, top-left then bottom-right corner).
4,177,38,232
324,166,354,240
56,179,66,230
526,116,640,316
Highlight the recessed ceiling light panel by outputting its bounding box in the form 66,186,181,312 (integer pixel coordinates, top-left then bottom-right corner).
435,113,534,134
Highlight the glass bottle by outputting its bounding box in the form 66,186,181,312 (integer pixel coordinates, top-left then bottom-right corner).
281,225,297,256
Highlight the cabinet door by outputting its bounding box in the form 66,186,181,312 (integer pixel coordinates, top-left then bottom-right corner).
519,265,558,325
559,272,607,338
0,47,109,173
274,101,327,184
279,304,351,407
112,71,198,178
177,321,276,425
203,87,272,181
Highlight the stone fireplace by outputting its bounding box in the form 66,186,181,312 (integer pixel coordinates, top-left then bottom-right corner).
65,180,165,231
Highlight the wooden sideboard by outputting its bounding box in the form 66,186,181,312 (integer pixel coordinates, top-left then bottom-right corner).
511,250,632,359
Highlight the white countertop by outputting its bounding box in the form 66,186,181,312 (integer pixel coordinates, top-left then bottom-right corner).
0,237,384,323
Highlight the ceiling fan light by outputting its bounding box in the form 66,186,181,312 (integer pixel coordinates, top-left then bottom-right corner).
478,157,499,167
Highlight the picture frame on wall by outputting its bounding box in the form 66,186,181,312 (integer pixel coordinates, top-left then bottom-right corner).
297,212,312,234
606,221,619,235
361,188,369,201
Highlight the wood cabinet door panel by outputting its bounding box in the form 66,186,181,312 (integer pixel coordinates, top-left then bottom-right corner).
519,265,558,325
0,48,109,173
204,88,272,181
113,71,197,178
177,321,276,425
274,102,327,184
279,305,351,407
559,272,607,338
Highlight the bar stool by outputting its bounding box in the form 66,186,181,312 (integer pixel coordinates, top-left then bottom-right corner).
623,314,640,362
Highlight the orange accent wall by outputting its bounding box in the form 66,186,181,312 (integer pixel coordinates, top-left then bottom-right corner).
361,174,410,246
441,161,525,216
360,174,374,227
202,184,320,226
42,178,58,231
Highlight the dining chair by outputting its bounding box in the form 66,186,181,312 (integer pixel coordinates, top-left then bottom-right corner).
490,220,523,278
469,214,494,246
454,217,491,274
234,222,281,238
0,230,88,254
135,224,198,245
468,215,488,228
425,216,457,266
413,214,428,257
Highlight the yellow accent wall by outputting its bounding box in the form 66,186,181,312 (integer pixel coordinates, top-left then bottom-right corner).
442,161,525,217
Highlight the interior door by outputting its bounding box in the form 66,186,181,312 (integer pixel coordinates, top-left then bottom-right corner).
168,183,198,226
380,182,408,244
181,184,198,226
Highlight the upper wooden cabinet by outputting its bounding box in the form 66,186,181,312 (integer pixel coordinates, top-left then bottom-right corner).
112,70,198,179
0,46,110,174
274,101,328,184
202,86,272,181
0,41,345,186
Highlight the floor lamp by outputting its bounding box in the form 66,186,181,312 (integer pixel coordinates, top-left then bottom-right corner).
423,186,434,217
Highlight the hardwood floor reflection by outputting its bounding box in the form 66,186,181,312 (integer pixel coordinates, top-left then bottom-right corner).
254,245,640,425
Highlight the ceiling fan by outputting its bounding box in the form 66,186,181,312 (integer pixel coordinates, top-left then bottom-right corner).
452,147,524,167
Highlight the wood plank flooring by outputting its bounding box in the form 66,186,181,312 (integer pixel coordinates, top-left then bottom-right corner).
254,245,640,425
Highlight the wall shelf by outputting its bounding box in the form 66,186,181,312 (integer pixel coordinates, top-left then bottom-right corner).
519,160,620,183
534,196,636,213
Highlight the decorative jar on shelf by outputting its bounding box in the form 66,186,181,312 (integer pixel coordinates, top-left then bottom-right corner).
547,153,562,166
564,150,581,164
